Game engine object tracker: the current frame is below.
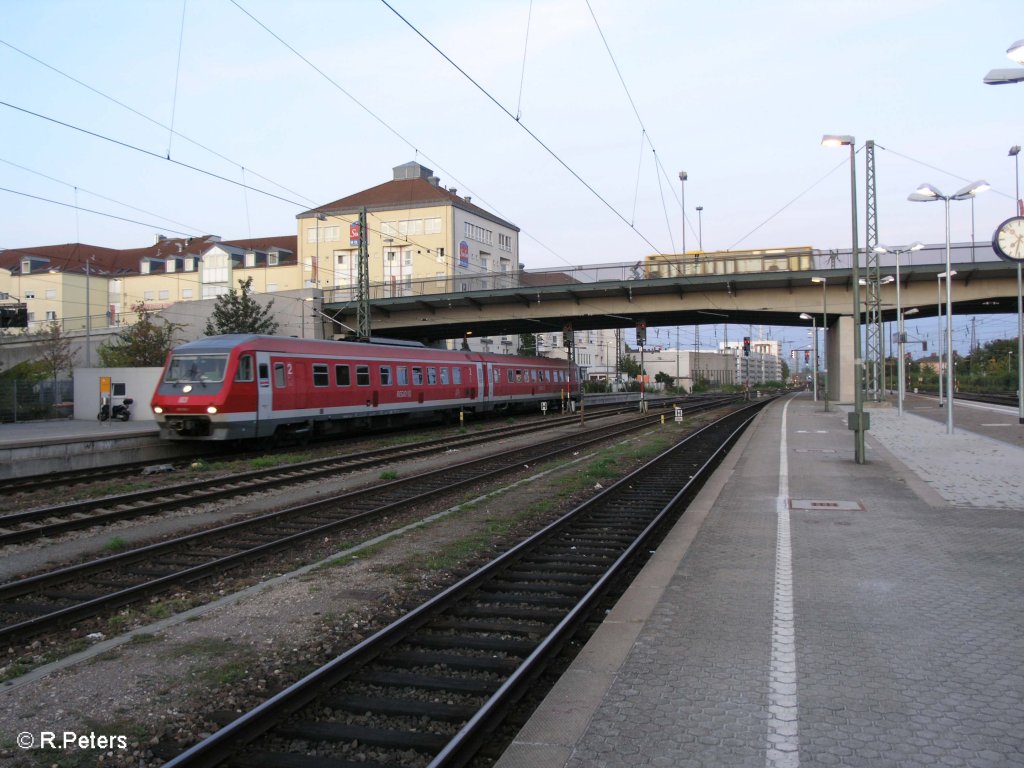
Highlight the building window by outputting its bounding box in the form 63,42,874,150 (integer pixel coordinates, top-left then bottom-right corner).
381,221,397,237
498,233,513,252
436,247,445,263
45,289,56,299
158,289,170,300
268,253,279,266
425,217,441,234
24,291,35,299
144,291,155,301
182,288,194,299
45,310,57,321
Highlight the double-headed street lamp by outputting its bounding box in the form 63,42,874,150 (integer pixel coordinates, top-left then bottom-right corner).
909,181,989,435
873,243,923,416
822,135,864,462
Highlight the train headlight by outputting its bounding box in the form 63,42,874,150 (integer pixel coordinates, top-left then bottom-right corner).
153,406,163,415
206,406,218,414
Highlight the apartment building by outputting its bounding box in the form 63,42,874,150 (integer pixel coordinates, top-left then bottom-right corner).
298,162,520,300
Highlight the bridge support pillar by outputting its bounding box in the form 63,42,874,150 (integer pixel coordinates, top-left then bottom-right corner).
828,315,857,404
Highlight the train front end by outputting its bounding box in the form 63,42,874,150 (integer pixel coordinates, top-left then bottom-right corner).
151,337,254,440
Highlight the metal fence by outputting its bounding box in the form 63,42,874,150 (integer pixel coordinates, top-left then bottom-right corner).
0,378,75,423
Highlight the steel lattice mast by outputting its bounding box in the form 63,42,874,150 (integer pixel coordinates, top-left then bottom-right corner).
863,140,884,400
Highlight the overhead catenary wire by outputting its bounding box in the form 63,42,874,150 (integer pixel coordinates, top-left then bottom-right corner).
0,37,316,206
376,0,666,256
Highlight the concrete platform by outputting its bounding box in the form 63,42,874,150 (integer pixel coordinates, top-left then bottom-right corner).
0,419,189,480
498,393,1024,768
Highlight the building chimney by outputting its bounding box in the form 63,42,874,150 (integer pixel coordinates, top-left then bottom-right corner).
464,196,471,203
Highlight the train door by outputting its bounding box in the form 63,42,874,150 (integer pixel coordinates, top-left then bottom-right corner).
476,362,486,402
256,351,273,435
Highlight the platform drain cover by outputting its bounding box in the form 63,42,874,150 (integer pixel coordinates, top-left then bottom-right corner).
790,499,864,511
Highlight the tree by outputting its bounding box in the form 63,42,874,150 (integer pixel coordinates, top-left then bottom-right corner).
98,302,183,367
204,277,279,336
34,320,78,390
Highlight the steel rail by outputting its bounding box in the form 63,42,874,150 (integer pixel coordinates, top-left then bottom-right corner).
161,401,768,768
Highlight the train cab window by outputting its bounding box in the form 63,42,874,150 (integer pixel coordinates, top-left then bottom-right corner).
380,366,393,386
412,367,423,385
312,364,329,387
234,354,255,382
258,363,269,381
427,367,437,385
273,362,286,388
356,365,371,386
335,365,350,386
440,367,450,385
453,367,462,385
397,366,409,386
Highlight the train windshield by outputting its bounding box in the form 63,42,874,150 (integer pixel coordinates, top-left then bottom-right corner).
164,354,229,386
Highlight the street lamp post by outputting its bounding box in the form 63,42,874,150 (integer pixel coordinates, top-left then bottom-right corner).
696,205,704,250
822,135,866,463
909,181,989,435
84,257,92,368
874,243,923,416
679,172,687,257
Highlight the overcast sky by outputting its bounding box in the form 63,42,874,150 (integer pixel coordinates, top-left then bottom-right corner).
1,0,1021,353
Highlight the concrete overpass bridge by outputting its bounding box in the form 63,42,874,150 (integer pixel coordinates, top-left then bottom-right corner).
322,243,1021,403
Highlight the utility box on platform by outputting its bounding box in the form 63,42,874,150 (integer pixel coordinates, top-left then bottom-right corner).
847,411,871,432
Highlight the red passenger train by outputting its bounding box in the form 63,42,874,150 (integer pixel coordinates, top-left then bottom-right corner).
151,335,580,442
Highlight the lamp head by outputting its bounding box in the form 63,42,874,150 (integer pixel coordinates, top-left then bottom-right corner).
810,276,827,284
951,180,990,200
904,307,920,317
679,171,687,181
821,134,854,147
1008,39,1024,64
873,245,889,254
799,313,813,321
909,183,942,202
984,68,1024,84
879,276,895,285
909,241,924,252
1011,145,1021,157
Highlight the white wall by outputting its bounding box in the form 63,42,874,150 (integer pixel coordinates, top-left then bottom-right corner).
73,367,163,421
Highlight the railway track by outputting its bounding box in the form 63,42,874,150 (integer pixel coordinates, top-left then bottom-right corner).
162,399,769,768
0,398,738,645
0,401,693,547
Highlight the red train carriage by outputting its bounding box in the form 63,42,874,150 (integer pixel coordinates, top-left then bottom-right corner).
150,335,580,442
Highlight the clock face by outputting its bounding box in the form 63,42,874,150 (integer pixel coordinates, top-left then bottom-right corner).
993,216,1024,262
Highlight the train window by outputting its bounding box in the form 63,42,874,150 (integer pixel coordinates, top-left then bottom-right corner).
493,368,500,384
440,367,450,385
274,362,286,388
453,367,462,385
530,370,537,382
234,354,254,382
356,365,371,386
427,367,437,385
258,363,269,381
412,367,423,385
335,365,350,386
397,366,409,386
312,364,329,387
506,369,513,383
380,366,393,386
515,369,523,383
